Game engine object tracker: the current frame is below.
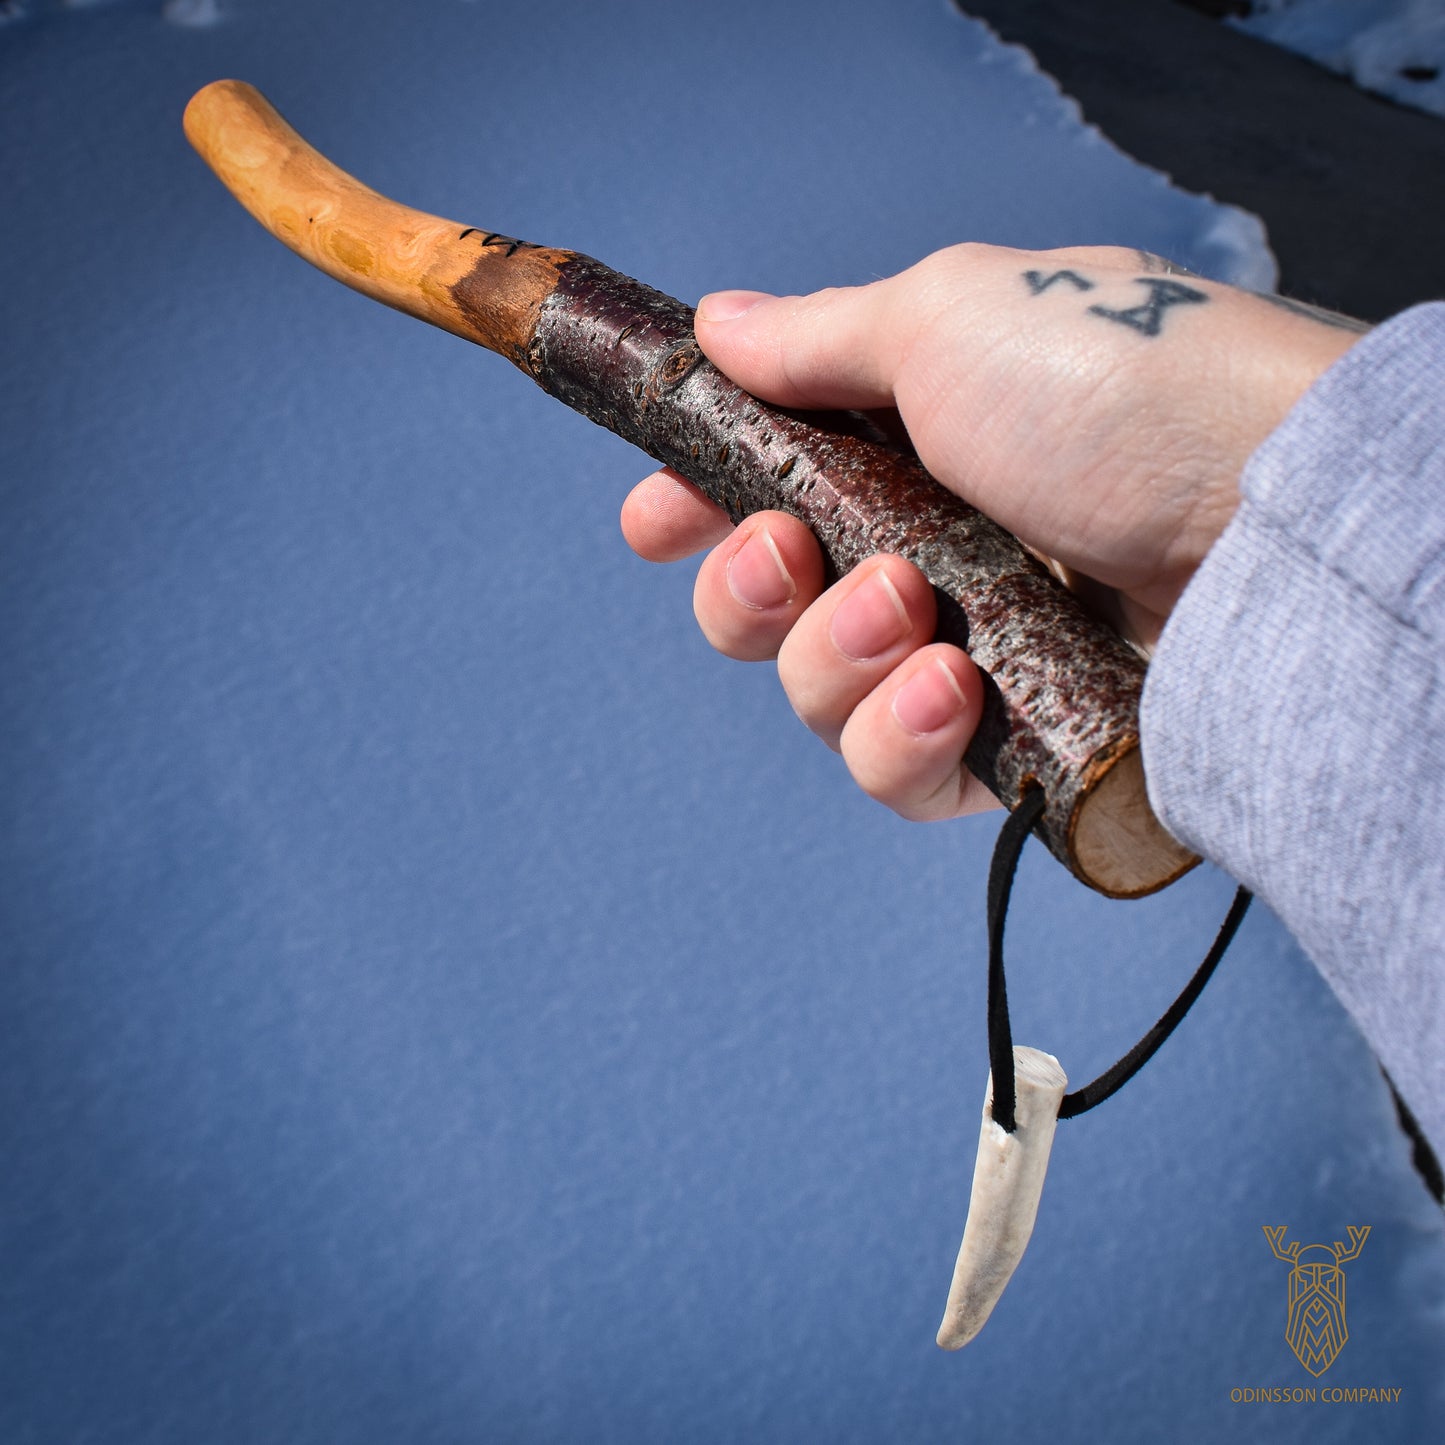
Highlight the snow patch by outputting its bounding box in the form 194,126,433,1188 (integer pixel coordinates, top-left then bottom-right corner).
1234,0,1445,119
163,0,219,25
961,12,1280,290
1191,204,1279,292
1,0,221,18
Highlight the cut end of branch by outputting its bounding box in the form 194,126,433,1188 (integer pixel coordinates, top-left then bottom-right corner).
1069,744,1197,897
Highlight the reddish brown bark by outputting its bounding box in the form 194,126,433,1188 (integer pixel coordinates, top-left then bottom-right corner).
496,257,1194,897
185,80,1196,898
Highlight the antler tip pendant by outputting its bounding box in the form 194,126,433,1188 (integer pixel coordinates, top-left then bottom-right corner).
183,79,1198,901
936,1047,1068,1350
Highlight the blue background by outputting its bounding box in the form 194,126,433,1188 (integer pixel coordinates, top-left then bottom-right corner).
2,2,1441,1441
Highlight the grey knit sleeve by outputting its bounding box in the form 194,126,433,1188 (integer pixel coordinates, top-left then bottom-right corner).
1140,303,1445,1156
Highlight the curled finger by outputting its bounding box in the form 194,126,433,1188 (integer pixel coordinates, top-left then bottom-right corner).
839,644,997,821
692,511,826,661
621,467,735,562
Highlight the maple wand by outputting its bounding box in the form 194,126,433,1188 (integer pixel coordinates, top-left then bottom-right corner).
184,79,1196,899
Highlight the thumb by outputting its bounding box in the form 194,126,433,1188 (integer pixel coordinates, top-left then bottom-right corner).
694,277,915,411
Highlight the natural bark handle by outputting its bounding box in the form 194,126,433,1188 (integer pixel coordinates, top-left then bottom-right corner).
184,79,1197,898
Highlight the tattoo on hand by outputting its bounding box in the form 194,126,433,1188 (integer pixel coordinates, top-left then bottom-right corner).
1088,279,1209,337
1022,265,1372,340
1022,270,1210,338
1249,291,1372,335
1024,268,1095,295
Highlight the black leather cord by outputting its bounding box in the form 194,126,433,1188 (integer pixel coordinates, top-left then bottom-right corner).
985,783,1250,1133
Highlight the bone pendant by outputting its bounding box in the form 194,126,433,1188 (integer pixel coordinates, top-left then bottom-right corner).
936,1046,1068,1349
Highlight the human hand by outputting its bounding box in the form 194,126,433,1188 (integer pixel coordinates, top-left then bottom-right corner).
620,244,1364,820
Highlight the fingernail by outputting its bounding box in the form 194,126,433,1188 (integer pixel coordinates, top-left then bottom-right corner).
892,657,969,735
829,570,910,660
697,290,771,324
727,527,796,609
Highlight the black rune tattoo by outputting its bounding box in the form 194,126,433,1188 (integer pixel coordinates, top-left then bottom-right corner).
1023,269,1095,295
1022,266,1372,337
1023,271,1210,337
1088,279,1209,337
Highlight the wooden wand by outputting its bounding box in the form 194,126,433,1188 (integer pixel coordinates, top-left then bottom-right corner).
184,79,1196,899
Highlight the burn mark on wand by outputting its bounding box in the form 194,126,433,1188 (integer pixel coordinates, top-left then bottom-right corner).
471,231,542,258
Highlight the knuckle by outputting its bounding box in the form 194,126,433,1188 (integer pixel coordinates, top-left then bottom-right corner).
847,748,969,822
910,242,1025,296
903,246,975,305
698,620,783,664
776,625,850,747
775,653,834,737
839,748,890,807
927,240,1001,272
1041,243,1137,271
837,715,902,805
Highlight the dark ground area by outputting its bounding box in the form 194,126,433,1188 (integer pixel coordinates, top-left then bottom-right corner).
958,0,1445,322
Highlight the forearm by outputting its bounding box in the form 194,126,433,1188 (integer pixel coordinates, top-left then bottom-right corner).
1141,303,1445,1153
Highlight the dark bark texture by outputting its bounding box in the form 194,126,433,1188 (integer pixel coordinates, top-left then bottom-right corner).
519,256,1164,890
185,78,1193,894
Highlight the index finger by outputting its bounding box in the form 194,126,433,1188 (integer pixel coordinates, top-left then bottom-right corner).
621,467,734,562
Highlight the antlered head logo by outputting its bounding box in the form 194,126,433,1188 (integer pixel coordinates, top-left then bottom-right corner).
1263,1225,1370,1376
